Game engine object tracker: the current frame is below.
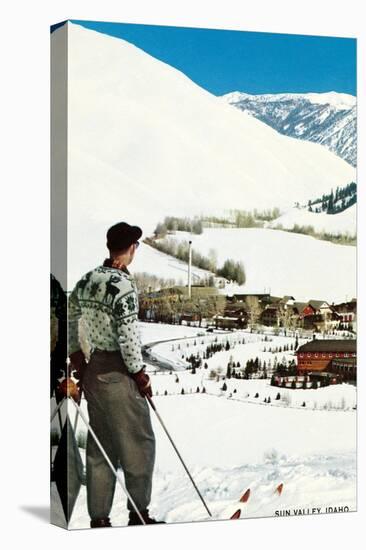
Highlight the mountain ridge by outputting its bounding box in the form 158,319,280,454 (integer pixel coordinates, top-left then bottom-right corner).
222,91,356,166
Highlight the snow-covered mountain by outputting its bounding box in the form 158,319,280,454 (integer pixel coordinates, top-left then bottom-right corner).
49,22,356,289
222,91,356,166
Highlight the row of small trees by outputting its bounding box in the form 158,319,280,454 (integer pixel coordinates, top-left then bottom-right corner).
145,236,246,285
263,342,297,353
271,375,318,389
155,216,203,237
139,293,226,326
274,223,356,246
203,208,281,228
154,387,207,396
134,271,182,293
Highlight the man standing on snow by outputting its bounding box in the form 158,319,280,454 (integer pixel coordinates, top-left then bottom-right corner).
66,221,162,527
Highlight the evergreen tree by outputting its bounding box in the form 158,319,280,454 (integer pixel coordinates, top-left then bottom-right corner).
327,190,334,214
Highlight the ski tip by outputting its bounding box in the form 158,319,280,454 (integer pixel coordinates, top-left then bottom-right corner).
230,509,241,520
239,488,251,503
276,483,284,495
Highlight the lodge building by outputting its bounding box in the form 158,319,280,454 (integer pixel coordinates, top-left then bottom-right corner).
296,339,357,383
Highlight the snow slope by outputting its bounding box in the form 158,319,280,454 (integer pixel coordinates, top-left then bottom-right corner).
267,204,356,236
51,325,356,528
52,392,356,528
131,241,213,283
160,228,356,302
60,22,355,289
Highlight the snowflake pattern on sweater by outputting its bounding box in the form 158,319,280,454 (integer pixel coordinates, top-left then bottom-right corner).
68,265,143,374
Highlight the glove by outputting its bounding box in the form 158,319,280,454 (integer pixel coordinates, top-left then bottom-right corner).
131,368,152,398
56,377,81,404
55,350,87,403
69,350,87,384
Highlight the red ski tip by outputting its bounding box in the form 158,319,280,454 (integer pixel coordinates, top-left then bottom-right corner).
230,509,241,520
239,488,251,503
276,483,284,495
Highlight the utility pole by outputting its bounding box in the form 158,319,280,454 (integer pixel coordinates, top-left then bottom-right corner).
188,240,192,299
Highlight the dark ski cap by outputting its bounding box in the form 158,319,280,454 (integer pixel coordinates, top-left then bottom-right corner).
106,222,142,251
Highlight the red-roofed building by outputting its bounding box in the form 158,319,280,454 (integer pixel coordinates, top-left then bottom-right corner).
296,339,356,383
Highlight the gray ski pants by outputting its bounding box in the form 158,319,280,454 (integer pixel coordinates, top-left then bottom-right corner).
82,351,156,520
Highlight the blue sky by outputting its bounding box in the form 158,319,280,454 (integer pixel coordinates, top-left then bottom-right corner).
66,20,356,96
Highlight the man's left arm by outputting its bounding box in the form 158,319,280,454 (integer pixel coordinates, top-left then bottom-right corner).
113,285,152,397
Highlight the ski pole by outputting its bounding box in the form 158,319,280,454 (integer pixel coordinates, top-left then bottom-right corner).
73,390,82,433
57,409,63,433
50,396,66,424
146,395,212,518
68,396,146,526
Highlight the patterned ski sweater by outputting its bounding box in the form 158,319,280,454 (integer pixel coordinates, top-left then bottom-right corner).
68,264,143,374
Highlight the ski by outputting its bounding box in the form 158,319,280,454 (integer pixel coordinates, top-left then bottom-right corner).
239,488,251,503
229,483,284,519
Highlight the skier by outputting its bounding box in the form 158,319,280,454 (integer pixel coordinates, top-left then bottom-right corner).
64,221,163,527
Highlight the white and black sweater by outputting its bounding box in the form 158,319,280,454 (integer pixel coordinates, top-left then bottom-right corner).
68,264,143,374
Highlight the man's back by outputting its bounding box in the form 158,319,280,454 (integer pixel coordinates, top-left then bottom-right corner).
68,265,143,374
